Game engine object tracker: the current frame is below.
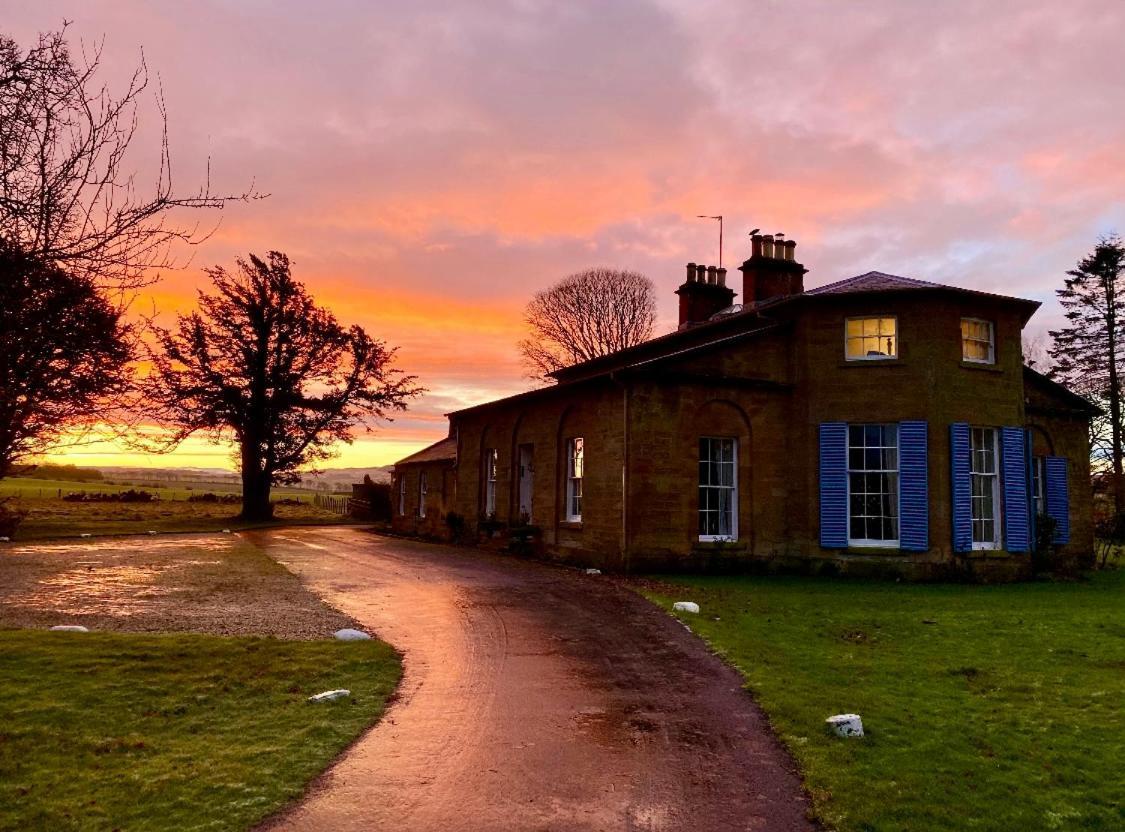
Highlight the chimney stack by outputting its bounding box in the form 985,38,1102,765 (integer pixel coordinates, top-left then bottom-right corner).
740,233,806,306
676,260,736,328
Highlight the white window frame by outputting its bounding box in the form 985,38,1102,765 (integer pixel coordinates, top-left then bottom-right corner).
846,423,900,548
418,470,428,518
961,318,995,364
483,448,497,517
970,427,1001,550
397,474,406,516
698,437,738,542
845,316,898,361
1031,455,1046,517
565,437,583,522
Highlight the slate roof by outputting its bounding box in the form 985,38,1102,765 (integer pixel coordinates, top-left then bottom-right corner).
806,271,943,295
394,436,457,466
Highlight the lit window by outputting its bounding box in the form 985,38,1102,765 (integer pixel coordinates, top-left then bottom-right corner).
397,475,406,516
565,437,583,522
418,470,428,518
483,449,497,516
699,437,737,540
970,427,1000,549
847,424,899,546
961,318,995,364
845,317,897,360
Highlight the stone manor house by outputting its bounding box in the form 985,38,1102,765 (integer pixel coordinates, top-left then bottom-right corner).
391,235,1095,578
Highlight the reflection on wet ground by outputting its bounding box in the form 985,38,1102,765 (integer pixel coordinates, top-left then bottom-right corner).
0,533,356,638
252,528,814,832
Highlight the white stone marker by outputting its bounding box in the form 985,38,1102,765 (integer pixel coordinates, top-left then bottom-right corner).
308,689,351,703
585,568,601,575
80,533,92,538
826,714,864,737
221,529,232,534
0,536,9,542
673,601,700,614
50,625,89,633
333,628,372,641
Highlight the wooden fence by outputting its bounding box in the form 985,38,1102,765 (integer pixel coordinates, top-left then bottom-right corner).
313,493,351,515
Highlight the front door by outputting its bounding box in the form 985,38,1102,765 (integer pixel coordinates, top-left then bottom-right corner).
518,444,534,522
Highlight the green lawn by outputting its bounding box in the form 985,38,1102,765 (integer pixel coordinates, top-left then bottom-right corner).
0,631,401,831
641,571,1125,832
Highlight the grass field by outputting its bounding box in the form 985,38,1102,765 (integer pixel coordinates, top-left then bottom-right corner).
4,497,354,540
642,571,1125,832
0,476,320,501
0,630,401,832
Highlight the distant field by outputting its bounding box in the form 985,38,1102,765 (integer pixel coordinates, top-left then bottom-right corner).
0,477,320,501
4,496,356,540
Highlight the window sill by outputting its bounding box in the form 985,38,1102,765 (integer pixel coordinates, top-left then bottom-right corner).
558,521,583,531
959,361,1002,373
844,546,907,556
838,360,905,369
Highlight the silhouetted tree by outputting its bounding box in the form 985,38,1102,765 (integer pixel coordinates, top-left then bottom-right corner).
0,241,130,477
146,252,421,521
519,267,656,378
0,25,259,291
1049,235,1125,512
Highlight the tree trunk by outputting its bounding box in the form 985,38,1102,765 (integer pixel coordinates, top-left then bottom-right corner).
239,444,273,521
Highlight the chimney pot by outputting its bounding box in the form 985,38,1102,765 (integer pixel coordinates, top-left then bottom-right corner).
762,234,775,258
706,265,717,285
785,240,797,261
751,233,763,258
717,267,728,287
686,262,697,282
696,264,708,283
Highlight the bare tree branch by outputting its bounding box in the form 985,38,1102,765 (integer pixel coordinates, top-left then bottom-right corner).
519,267,656,379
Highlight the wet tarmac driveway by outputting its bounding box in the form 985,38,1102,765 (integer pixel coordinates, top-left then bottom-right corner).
252,527,813,832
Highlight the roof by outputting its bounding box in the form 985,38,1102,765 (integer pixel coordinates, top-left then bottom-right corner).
805,271,1041,316
547,270,1040,383
1023,366,1103,416
394,436,457,467
806,271,943,295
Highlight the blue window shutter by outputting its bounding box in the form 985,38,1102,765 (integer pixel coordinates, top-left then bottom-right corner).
898,421,929,551
950,423,972,553
1001,427,1030,552
1045,457,1070,544
1025,430,1036,547
819,422,848,548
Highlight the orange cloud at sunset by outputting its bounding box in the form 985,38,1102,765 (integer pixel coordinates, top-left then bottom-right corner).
8,0,1125,472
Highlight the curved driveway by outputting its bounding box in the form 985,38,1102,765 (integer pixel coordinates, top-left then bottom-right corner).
253,527,813,832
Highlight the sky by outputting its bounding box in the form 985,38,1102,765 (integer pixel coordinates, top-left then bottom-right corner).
6,0,1125,470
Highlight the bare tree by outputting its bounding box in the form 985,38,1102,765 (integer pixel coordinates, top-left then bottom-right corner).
0,25,261,292
145,252,422,521
1022,332,1051,372
519,268,656,378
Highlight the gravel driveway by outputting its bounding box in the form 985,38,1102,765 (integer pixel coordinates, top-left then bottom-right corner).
251,527,814,832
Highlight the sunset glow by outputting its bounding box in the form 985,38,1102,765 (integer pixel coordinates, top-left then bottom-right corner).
9,0,1125,471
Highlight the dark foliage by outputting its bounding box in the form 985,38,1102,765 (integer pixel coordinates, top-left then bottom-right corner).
62,489,154,503
186,492,241,504
1049,235,1125,511
0,243,131,478
145,252,421,521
